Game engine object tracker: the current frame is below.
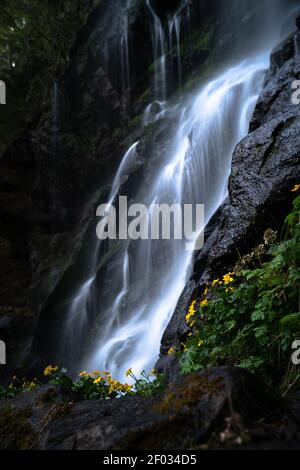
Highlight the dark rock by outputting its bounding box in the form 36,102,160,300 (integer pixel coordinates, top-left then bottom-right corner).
0,367,298,450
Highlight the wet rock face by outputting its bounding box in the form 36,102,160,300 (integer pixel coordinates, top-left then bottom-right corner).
0,367,298,450
150,0,183,20
158,18,300,362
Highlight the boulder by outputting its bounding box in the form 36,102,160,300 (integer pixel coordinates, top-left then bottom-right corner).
0,367,298,450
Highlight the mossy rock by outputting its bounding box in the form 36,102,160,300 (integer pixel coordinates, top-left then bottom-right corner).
0,405,36,450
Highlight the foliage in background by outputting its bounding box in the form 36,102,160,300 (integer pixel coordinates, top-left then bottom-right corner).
0,0,100,151
178,191,300,396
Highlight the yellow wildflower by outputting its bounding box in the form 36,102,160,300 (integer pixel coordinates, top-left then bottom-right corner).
28,381,38,390
93,377,102,384
225,287,234,293
186,300,197,323
212,279,219,287
125,368,133,377
204,287,208,296
43,365,58,377
167,347,175,355
198,340,204,347
79,370,88,377
200,299,208,307
291,184,300,192
223,273,234,285
92,371,101,377
181,342,188,353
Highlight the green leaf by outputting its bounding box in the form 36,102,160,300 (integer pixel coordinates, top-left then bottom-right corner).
280,312,300,325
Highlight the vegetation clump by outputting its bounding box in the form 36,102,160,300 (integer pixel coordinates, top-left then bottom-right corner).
179,192,300,396
0,366,165,401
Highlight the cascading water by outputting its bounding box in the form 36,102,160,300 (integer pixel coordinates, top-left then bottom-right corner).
146,0,166,101
63,0,298,381
51,80,59,228
169,14,182,88
85,57,267,379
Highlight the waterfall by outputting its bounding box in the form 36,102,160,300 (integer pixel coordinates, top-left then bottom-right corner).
63,142,139,362
146,0,166,101
120,7,130,99
84,56,268,380
102,1,131,112
294,31,300,55
51,80,59,227
169,14,183,89
62,1,298,381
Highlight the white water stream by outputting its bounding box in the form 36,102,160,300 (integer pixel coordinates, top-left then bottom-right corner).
64,1,298,380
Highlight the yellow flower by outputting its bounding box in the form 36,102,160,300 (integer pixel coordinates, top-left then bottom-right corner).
28,381,38,390
181,342,188,353
200,299,208,307
291,184,300,192
167,347,175,355
198,340,204,348
203,287,208,296
125,368,133,377
79,370,88,377
225,287,234,293
92,371,101,377
212,279,219,287
43,365,58,377
223,273,234,285
186,300,197,323
122,384,133,392
93,377,102,384
150,368,157,376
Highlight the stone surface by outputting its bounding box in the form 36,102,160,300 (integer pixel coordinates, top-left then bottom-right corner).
0,367,298,450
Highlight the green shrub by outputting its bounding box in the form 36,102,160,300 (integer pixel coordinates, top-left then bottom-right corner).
179,193,300,396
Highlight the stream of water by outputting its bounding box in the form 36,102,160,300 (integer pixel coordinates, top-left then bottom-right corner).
63,0,298,380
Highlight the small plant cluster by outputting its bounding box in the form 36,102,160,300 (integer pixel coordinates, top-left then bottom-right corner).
45,367,133,399
177,190,300,395
125,368,165,397
0,376,39,400
0,366,165,401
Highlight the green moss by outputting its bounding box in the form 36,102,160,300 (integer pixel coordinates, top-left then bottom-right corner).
129,114,142,130
137,88,150,105
0,406,36,450
147,61,156,74
193,26,214,52
156,372,225,414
